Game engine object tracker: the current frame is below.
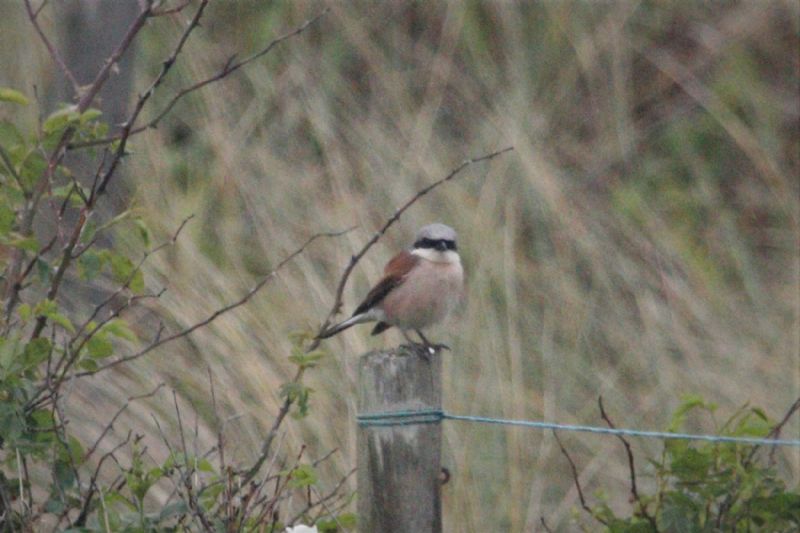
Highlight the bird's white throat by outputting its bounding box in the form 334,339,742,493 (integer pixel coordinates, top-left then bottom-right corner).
411,248,461,264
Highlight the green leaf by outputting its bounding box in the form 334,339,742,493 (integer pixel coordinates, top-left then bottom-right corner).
102,318,137,342
286,464,317,489
0,120,24,149
99,209,132,232
3,234,39,252
79,218,97,244
35,299,76,333
288,329,314,345
18,303,32,322
49,312,76,334
0,335,22,370
0,87,29,106
52,184,88,207
196,458,215,473
750,407,768,422
670,447,711,481
35,258,51,284
669,394,711,432
80,108,102,123
0,203,14,236
288,348,326,369
87,335,114,359
54,456,76,490
78,358,98,371
279,382,314,418
109,253,145,293
23,338,51,368
317,513,357,532
158,501,189,522
43,497,66,514
18,149,46,189
66,435,84,464
43,106,80,135
78,249,104,281
134,218,150,247
657,492,700,532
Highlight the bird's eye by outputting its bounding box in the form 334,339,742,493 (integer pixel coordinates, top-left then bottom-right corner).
444,240,457,251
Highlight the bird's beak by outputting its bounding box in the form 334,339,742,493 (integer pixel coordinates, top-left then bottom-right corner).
435,241,447,252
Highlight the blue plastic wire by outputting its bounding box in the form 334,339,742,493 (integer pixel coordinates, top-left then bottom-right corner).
356,409,800,447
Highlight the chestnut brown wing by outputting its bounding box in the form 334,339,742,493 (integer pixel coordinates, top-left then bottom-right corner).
351,251,418,316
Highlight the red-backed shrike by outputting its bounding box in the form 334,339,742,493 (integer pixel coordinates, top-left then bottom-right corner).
319,223,464,347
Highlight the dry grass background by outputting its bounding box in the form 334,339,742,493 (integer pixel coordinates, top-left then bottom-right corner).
1,1,798,530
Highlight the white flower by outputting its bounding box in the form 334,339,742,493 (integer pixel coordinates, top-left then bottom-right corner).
285,525,318,533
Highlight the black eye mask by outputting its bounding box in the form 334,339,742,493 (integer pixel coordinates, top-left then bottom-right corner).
413,238,457,251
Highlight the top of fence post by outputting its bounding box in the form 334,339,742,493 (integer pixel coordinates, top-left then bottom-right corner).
356,344,443,533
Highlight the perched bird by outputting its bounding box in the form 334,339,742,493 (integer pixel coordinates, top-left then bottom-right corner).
319,223,464,348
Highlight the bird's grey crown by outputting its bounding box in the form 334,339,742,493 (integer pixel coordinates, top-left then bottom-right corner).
414,223,457,243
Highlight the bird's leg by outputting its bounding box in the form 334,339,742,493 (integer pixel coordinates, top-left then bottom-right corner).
415,329,449,354
400,329,418,348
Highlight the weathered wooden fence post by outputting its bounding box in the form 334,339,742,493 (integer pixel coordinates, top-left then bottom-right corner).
357,344,442,533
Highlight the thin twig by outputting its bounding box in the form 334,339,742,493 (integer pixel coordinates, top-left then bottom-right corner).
598,397,657,530
0,144,28,197
245,148,514,489
71,214,194,347
83,384,165,462
287,468,356,527
73,227,352,378
553,430,607,526
5,0,154,324
72,430,132,528
75,2,153,114
92,0,210,198
70,8,330,150
23,0,81,94
745,396,800,466
151,0,192,16
319,146,514,334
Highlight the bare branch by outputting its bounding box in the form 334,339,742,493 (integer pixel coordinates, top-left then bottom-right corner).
745,396,800,466
32,0,49,18
23,0,81,94
73,430,132,528
92,0,211,198
151,0,192,16
29,208,88,340
287,467,356,526
72,227,352,378
0,144,28,197
83,384,165,462
75,3,153,114
72,214,193,346
598,397,657,529
6,1,154,321
318,146,514,335
553,430,607,526
245,148,514,489
69,8,330,150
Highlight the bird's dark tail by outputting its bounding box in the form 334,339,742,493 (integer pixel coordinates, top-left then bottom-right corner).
317,314,370,339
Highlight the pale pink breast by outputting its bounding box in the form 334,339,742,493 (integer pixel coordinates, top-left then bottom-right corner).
380,259,464,330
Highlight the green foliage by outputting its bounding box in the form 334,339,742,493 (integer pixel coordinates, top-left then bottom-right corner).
0,87,30,106
1,81,350,530
574,397,800,532
280,381,314,419
0,87,165,528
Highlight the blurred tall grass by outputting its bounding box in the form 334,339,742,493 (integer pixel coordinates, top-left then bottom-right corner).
1,1,797,530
